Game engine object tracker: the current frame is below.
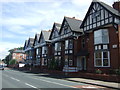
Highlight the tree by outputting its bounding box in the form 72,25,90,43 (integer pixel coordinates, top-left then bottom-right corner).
9,59,17,65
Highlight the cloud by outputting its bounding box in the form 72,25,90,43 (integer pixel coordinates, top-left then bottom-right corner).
71,0,92,6
0,41,23,59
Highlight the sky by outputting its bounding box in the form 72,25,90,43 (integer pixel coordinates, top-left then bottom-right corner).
0,0,116,59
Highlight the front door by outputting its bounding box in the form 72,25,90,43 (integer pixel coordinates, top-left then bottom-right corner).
81,56,86,70
77,56,86,71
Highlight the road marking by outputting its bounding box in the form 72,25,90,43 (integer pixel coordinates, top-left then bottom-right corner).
33,78,77,88
25,83,37,88
10,77,20,82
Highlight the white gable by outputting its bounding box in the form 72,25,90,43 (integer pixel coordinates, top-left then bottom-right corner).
83,2,113,31
61,20,71,35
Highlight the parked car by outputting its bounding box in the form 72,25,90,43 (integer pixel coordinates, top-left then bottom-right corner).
0,65,4,70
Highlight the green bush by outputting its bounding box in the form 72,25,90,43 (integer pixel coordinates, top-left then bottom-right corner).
95,69,102,74
114,68,120,75
9,59,17,65
109,68,120,75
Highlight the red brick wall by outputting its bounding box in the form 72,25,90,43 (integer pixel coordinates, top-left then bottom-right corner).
86,26,119,73
12,53,26,62
87,32,94,72
109,26,119,69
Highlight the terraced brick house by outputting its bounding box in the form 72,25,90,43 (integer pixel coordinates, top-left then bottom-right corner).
80,0,120,73
58,16,83,72
24,38,34,66
38,30,51,69
12,50,26,63
49,23,62,70
33,34,40,67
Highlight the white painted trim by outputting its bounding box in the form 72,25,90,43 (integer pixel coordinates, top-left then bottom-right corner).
94,51,110,67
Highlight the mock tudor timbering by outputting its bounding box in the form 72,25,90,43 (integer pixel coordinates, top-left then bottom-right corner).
24,0,120,73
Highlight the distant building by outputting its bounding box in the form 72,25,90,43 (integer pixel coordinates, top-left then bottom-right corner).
12,49,26,63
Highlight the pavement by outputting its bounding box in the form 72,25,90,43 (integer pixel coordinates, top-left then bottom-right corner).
65,78,119,89
4,67,119,89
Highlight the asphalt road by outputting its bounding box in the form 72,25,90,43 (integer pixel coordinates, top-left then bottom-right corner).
0,68,113,90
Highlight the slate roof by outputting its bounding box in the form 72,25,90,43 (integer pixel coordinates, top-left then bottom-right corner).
63,16,83,33
33,34,40,46
54,22,61,31
49,22,61,40
42,30,51,42
95,0,120,17
36,34,40,41
28,38,34,47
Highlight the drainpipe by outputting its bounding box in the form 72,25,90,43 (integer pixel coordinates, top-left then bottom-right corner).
118,24,120,69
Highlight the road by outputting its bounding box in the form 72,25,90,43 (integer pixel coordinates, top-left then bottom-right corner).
0,68,113,90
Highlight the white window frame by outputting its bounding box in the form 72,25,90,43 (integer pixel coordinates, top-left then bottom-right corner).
94,29,109,45
94,51,110,67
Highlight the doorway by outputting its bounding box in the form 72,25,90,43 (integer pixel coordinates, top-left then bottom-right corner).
77,56,86,71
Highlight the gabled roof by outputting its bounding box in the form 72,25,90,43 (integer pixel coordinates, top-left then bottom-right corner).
80,0,120,28
42,30,51,42
95,0,120,17
33,34,40,46
55,22,61,31
39,30,51,43
59,16,83,34
49,22,61,40
24,40,28,50
27,38,34,47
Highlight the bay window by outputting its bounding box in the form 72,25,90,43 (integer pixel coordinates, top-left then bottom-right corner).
65,39,73,49
42,46,47,55
36,48,39,55
69,39,73,49
94,29,110,67
55,42,61,51
94,29,109,44
55,43,58,51
94,51,110,67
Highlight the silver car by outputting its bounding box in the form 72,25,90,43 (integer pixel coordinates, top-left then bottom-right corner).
0,65,4,70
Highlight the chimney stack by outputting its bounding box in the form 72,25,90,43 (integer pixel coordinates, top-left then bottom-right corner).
113,1,120,12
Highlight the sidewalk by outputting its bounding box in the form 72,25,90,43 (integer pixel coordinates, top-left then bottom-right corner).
65,77,119,89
